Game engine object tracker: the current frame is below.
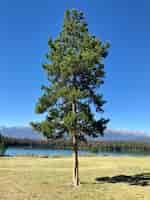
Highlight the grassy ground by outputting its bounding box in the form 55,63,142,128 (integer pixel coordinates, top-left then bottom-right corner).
0,156,150,199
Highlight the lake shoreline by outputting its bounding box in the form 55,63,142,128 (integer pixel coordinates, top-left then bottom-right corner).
4,147,150,157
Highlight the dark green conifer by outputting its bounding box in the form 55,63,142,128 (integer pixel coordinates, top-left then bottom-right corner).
0,134,7,156
31,9,109,186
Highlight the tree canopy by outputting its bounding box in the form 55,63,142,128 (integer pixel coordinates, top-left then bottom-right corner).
31,9,109,141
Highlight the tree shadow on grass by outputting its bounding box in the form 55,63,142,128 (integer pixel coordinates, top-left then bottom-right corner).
95,173,150,186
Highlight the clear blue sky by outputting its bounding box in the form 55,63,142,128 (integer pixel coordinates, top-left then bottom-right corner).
0,0,150,132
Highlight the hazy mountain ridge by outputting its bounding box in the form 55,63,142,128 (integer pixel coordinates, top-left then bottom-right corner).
101,129,150,142
0,126,150,142
0,126,44,140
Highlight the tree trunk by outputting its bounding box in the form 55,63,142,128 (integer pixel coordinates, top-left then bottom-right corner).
72,100,80,186
73,134,80,186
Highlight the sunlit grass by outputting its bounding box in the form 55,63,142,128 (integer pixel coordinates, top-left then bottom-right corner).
0,156,150,199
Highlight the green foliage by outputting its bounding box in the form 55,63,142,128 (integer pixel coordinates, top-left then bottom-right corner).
90,146,99,153
0,134,7,156
31,9,109,140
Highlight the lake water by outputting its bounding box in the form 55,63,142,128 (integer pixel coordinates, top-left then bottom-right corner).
5,147,150,157
6,147,92,156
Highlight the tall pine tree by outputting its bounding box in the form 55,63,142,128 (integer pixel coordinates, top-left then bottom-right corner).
31,9,109,186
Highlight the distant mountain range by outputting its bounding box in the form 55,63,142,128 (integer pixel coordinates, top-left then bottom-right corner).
100,128,150,142
0,126,44,140
0,126,150,142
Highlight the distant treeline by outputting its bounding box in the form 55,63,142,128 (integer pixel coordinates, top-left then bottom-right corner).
0,134,8,155
86,141,150,153
2,135,150,153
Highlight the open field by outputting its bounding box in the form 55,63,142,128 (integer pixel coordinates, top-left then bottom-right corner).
0,156,150,199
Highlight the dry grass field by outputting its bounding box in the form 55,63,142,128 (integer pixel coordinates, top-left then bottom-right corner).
0,156,150,199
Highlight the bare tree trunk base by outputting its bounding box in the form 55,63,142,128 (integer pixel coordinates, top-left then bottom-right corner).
72,134,80,187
